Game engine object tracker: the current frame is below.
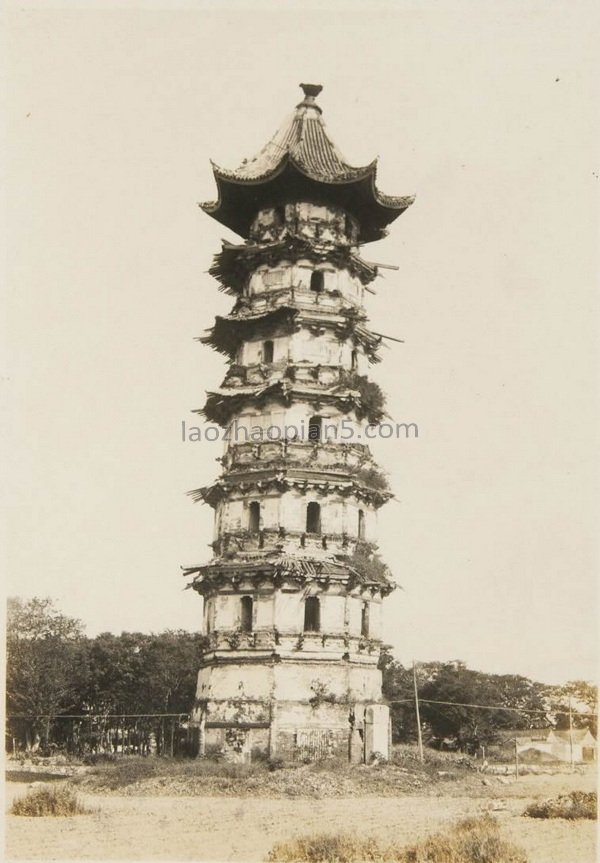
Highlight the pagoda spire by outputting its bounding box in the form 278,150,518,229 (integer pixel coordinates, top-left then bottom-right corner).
296,82,323,112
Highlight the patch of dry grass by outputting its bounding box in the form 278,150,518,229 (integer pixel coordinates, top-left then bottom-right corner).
267,815,528,862
524,790,596,820
10,785,91,817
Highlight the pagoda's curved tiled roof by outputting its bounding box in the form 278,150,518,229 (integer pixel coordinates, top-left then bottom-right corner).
201,84,414,243
183,552,395,593
210,106,377,185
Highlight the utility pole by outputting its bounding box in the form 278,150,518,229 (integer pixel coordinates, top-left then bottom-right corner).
413,660,424,762
568,698,574,771
514,737,519,779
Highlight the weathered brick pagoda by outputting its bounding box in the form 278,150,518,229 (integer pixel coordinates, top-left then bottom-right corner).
185,84,414,762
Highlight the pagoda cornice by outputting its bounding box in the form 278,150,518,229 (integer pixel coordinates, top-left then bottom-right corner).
196,375,386,427
198,302,382,361
197,630,383,664
209,237,378,294
222,439,372,471
202,148,414,245
183,550,395,595
220,362,374,393
189,469,392,508
219,440,386,483
210,530,359,560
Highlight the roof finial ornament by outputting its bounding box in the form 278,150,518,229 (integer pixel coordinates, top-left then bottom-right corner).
300,83,323,99
298,83,323,112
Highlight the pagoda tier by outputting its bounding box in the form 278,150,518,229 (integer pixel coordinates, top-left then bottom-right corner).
208,234,378,295
201,84,414,243
185,85,412,764
198,301,382,362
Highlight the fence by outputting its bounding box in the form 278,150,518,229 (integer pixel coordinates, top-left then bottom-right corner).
6,713,193,758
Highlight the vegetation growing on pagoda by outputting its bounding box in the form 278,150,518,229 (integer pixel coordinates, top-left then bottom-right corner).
200,371,387,428
208,237,379,295
341,373,387,425
354,465,391,492
200,306,382,363
341,544,393,588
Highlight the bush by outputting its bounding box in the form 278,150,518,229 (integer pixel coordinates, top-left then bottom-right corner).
268,832,386,862
82,752,118,766
11,785,91,817
267,816,528,863
524,790,597,820
399,816,528,863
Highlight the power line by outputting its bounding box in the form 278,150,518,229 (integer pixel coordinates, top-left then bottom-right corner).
7,713,190,720
388,698,597,718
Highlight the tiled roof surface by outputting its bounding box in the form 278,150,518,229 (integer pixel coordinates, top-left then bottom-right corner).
212,105,374,185
183,552,393,589
207,85,413,214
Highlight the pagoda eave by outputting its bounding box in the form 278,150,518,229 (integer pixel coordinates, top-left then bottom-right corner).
209,238,379,294
201,161,414,244
196,381,386,428
183,555,395,596
199,306,382,361
189,471,392,508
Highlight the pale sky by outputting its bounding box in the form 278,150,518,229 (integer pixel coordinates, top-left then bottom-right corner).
3,0,599,685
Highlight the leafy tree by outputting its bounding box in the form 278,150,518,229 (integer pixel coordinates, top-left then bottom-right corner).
80,630,202,716
379,649,417,743
380,654,553,750
6,597,88,749
546,680,598,735
140,630,203,714
81,631,152,715
418,664,552,750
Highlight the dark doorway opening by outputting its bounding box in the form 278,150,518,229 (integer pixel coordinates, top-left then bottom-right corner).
310,271,324,293
306,501,321,534
308,415,323,441
304,596,321,632
361,602,370,637
358,509,366,540
263,340,274,363
248,501,261,533
241,596,253,632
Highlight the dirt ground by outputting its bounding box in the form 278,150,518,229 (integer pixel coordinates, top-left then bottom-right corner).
5,770,597,862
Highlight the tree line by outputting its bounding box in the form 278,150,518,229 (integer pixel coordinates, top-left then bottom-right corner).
6,597,597,756
6,597,203,754
380,649,597,752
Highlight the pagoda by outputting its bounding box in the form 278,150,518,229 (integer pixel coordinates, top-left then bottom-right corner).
185,84,414,762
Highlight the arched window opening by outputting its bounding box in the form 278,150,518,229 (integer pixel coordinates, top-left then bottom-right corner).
361,602,370,637
304,596,320,632
306,501,321,534
263,340,274,363
308,415,322,442
351,349,358,371
358,509,366,540
248,501,261,533
241,596,253,633
310,271,324,293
